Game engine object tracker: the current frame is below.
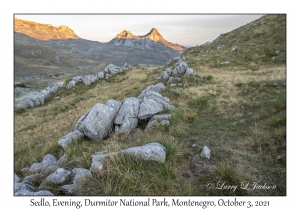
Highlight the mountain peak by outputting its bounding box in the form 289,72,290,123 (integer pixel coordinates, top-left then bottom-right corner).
114,28,184,51
14,18,79,41
115,29,138,39
141,28,163,42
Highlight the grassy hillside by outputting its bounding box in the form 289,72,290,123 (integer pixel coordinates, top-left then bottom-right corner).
182,14,286,70
14,33,98,78
14,14,286,196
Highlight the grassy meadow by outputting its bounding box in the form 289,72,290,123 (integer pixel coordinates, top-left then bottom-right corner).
14,63,286,195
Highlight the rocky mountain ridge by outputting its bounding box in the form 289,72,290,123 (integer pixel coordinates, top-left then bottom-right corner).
114,28,184,51
14,19,182,71
14,18,79,40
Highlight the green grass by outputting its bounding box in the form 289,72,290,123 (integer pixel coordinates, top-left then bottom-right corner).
181,14,286,70
15,83,27,88
14,107,26,114
14,64,286,196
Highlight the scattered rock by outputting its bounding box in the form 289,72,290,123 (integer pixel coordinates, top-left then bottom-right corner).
40,168,71,188
66,80,76,89
220,61,230,65
90,152,111,174
230,47,236,53
200,146,211,159
122,63,132,71
22,174,43,185
170,84,177,87
138,97,164,120
58,130,84,150
33,190,54,196
15,93,46,109
75,100,121,140
72,76,84,82
18,187,43,196
138,83,173,120
21,168,29,173
167,77,181,84
97,71,105,79
14,182,36,194
217,45,224,49
144,114,171,131
14,173,20,183
82,75,97,85
105,74,112,80
122,142,166,163
137,83,166,99
15,190,35,196
61,168,93,195
114,97,140,135
56,154,68,166
170,89,181,94
29,154,57,173
173,61,188,75
158,68,172,80
104,64,122,75
185,68,196,76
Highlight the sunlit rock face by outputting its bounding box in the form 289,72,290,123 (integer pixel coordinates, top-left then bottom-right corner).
113,28,184,51
14,18,79,40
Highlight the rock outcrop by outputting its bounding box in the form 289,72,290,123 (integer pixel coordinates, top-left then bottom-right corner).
29,154,57,174
57,82,173,149
58,130,84,150
15,162,60,196
39,168,71,189
75,100,121,140
137,83,166,99
114,97,140,135
15,63,132,109
113,28,184,51
144,114,172,132
157,60,195,81
200,146,211,159
90,142,167,174
61,168,93,194
122,142,166,164
14,18,79,41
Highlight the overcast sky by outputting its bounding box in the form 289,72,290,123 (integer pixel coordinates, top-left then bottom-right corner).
15,14,264,47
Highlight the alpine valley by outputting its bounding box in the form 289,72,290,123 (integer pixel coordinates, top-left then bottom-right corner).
14,18,183,78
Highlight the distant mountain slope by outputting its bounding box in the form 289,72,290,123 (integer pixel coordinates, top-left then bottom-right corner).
14,18,79,40
14,18,182,67
182,14,286,70
14,32,97,77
